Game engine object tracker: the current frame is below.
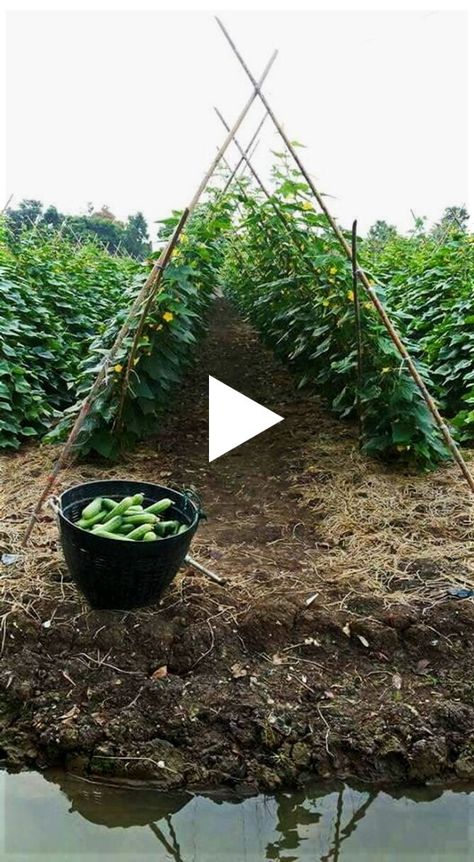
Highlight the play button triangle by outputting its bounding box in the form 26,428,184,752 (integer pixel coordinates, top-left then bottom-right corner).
209,375,284,462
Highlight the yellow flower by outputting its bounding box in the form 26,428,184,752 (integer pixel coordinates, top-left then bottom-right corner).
162,311,174,323
364,301,372,310
347,290,354,301
113,364,123,373
322,298,330,307
329,266,337,275
301,201,313,211
381,367,391,373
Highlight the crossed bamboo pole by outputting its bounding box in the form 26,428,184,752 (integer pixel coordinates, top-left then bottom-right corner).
215,106,321,278
216,16,474,496
221,110,268,195
22,50,278,545
218,142,278,257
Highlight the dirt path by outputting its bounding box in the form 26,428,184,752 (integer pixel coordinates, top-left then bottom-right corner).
1,299,474,791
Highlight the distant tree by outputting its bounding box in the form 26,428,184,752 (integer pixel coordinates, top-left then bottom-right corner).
6,199,44,233
366,219,398,247
124,212,151,258
43,205,63,229
92,204,117,222
4,198,152,259
432,205,469,238
66,213,124,253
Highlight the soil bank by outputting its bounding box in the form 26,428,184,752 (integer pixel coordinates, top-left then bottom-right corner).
1,300,474,793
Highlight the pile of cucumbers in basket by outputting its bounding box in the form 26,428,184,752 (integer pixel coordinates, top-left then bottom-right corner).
76,494,188,542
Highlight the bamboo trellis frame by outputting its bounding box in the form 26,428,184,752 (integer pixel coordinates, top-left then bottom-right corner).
222,110,268,195
23,50,278,544
215,106,321,278
216,16,474,497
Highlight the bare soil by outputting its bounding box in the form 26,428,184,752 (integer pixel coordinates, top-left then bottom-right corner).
1,299,474,793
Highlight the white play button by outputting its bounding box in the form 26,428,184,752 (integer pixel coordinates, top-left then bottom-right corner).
209,376,284,462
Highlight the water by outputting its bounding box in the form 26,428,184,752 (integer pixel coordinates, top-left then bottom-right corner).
1,769,473,860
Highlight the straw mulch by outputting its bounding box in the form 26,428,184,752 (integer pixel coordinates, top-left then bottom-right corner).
1,299,474,789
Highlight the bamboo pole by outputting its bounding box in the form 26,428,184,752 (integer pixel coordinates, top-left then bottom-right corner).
221,111,268,195
187,50,277,214
219,146,286,265
22,211,189,545
116,53,277,428
23,52,278,544
351,221,364,445
236,139,260,180
216,16,474,495
215,105,319,277
115,209,189,429
1,194,13,214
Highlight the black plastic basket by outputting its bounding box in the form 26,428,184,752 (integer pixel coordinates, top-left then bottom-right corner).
56,480,201,610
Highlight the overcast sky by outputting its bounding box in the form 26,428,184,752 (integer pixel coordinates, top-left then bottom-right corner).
5,9,469,239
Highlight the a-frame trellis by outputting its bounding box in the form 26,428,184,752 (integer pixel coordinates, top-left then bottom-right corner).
215,16,474,497
23,17,474,547
23,50,278,544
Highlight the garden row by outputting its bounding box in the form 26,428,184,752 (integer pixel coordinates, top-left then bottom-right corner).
1,163,472,471
0,224,138,449
0,195,232,455
222,156,473,469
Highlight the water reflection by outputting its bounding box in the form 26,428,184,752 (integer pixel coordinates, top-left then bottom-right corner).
1,767,473,860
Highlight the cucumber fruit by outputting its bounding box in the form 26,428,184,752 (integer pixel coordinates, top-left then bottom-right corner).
92,515,122,533
123,513,158,526
103,496,134,522
127,523,157,541
81,497,103,520
93,529,133,541
77,510,107,529
75,491,191,543
145,498,173,516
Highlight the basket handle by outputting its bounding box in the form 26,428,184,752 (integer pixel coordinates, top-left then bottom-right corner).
47,496,60,519
183,487,207,521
